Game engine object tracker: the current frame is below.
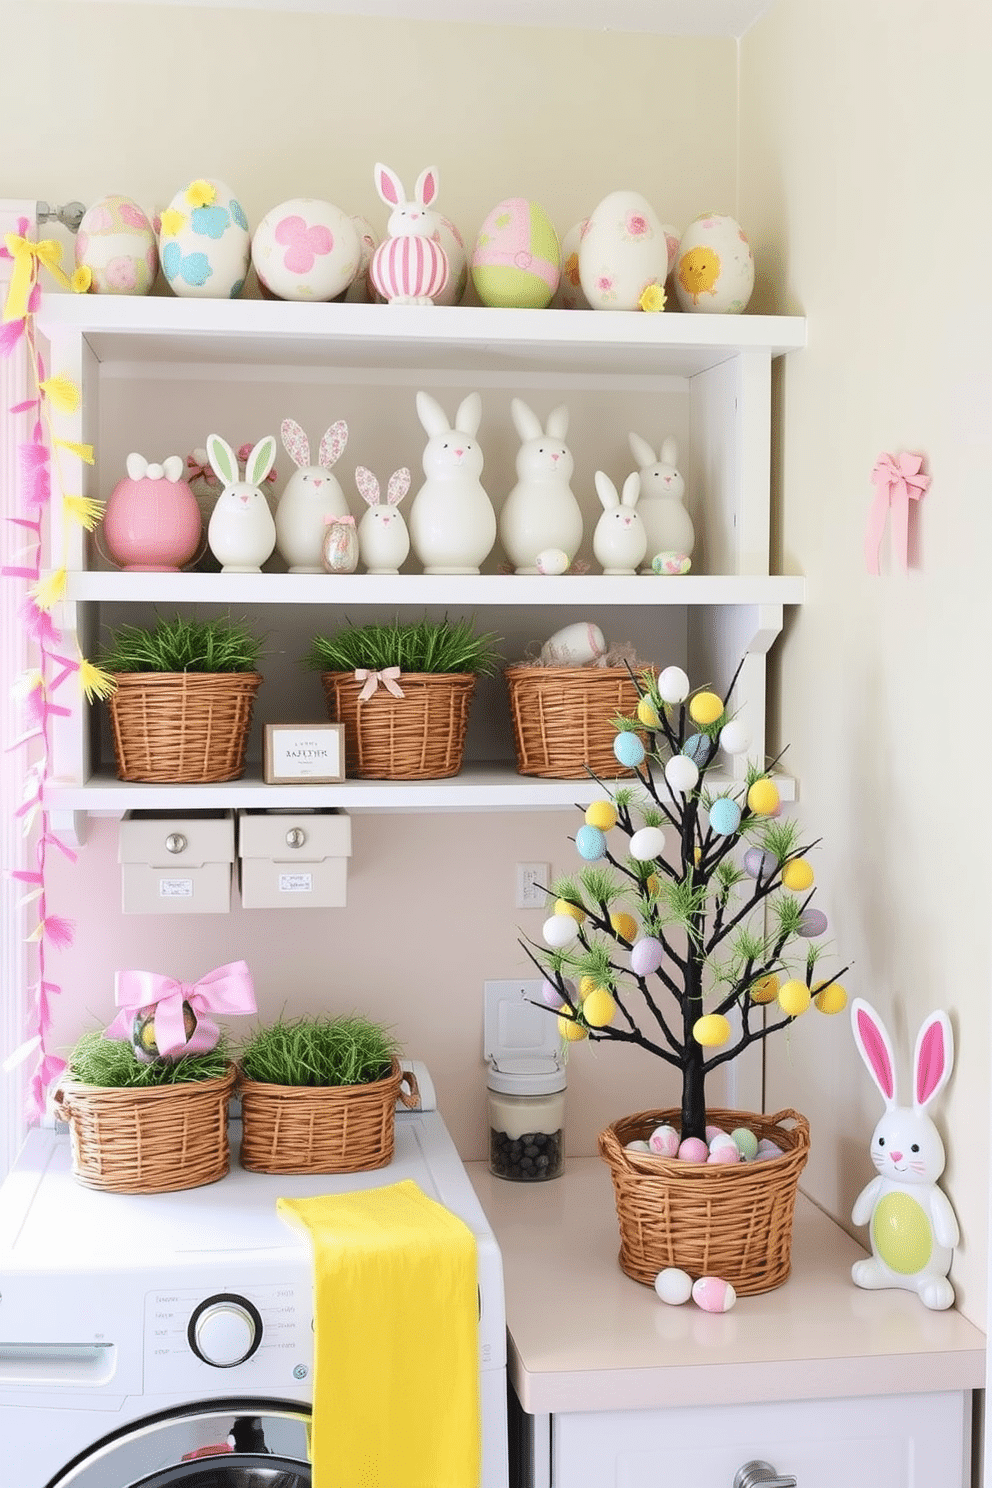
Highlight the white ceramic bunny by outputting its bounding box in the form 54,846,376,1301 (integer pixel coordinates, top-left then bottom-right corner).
499,399,583,574
356,465,411,574
206,434,278,572
369,163,449,305
408,391,497,573
275,418,349,572
592,471,646,575
850,997,959,1310
628,431,694,572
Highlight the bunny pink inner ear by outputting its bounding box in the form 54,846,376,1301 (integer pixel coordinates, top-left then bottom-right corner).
916,1021,947,1106
856,1007,895,1101
375,164,402,206
416,168,439,208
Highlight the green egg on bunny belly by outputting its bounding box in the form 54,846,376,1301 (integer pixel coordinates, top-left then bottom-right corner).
872,1190,933,1274
131,1001,198,1063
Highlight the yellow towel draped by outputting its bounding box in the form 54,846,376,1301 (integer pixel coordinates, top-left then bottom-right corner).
277,1179,481,1488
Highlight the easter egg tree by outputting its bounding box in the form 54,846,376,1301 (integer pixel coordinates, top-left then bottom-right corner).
527,660,849,1146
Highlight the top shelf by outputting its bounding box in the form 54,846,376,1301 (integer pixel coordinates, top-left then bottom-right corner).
36,296,806,381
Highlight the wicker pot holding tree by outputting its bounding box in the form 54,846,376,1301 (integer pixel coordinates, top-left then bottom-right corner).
528,660,850,1298
98,614,263,783
305,616,500,780
237,1014,419,1174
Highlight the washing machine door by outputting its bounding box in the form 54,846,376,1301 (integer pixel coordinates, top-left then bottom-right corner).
47,1403,311,1488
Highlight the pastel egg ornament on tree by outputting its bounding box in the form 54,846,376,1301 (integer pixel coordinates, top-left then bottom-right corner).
369,163,449,305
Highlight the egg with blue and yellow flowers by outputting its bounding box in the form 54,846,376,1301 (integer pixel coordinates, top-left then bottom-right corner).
159,178,250,299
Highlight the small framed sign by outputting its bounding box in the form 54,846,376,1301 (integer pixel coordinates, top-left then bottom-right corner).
264,724,345,784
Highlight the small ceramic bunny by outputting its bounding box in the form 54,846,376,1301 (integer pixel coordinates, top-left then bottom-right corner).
850,997,959,1310
628,431,694,572
409,391,497,573
593,471,646,575
499,399,583,574
369,163,449,305
206,433,278,573
356,465,411,573
275,418,349,572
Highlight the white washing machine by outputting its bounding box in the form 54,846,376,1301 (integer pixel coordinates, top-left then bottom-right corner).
0,1064,508,1488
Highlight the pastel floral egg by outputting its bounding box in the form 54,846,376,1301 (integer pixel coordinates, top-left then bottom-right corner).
651,551,692,575
159,178,250,299
692,1276,737,1312
655,1267,693,1305
674,213,754,314
552,220,591,310
471,198,560,309
251,198,360,302
75,194,158,295
579,190,669,311
647,1123,679,1157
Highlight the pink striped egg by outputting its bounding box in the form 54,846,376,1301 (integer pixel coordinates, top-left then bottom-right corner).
370,234,449,303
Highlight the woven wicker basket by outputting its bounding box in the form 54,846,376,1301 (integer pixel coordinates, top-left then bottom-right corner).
237,1058,420,1174
504,665,645,778
598,1107,810,1297
52,1065,237,1194
320,671,475,779
106,672,262,783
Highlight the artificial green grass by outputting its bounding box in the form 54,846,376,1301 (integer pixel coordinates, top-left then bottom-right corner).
238,1014,399,1088
98,613,263,674
67,1029,231,1087
304,616,501,677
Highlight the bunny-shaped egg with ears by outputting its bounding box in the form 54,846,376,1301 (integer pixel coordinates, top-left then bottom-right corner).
628,431,694,572
409,391,497,573
499,399,583,574
205,434,277,572
369,163,449,305
593,470,646,575
275,418,350,572
357,465,411,574
850,997,959,1310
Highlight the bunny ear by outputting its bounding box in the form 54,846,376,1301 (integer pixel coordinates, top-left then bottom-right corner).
660,435,679,466
387,467,411,505
355,466,380,506
511,398,542,442
206,434,238,486
621,471,641,507
454,392,481,437
594,470,619,510
319,420,348,469
245,435,277,487
281,418,309,469
851,998,898,1107
914,1011,953,1111
629,431,657,468
414,166,440,209
545,405,569,440
375,163,405,208
416,390,450,437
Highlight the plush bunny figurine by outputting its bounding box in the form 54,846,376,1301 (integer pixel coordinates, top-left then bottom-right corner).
275,418,350,572
369,163,449,305
499,399,583,574
206,434,277,572
628,431,694,572
356,465,411,573
409,391,497,573
592,471,646,574
850,997,959,1310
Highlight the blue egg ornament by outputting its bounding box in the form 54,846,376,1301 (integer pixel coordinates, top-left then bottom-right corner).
614,732,645,769
709,796,742,836
575,824,607,861
683,732,713,765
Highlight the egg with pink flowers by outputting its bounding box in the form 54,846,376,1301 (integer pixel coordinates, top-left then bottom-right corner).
252,199,360,302
75,194,158,295
674,213,755,314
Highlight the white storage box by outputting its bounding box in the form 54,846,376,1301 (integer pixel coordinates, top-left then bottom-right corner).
118,811,235,915
238,809,352,909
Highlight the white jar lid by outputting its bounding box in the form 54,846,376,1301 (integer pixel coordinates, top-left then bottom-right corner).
487,1056,566,1096
483,980,565,1093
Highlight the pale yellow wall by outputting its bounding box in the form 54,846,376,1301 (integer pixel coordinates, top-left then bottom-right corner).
740,0,991,1326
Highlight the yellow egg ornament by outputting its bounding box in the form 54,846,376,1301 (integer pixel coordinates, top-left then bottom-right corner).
693,1014,732,1047
558,1010,588,1041
781,858,814,892
554,898,586,923
578,975,601,1001
583,988,616,1027
636,696,660,728
688,690,723,726
747,778,780,816
778,979,811,1016
813,981,848,1014
750,973,780,1004
585,800,618,831
610,911,638,943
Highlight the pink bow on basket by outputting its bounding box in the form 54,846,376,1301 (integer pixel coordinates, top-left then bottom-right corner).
104,960,256,1060
355,666,405,701
865,451,930,575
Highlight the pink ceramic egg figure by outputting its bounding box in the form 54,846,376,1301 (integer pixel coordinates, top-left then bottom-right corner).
101,453,202,571
369,163,449,305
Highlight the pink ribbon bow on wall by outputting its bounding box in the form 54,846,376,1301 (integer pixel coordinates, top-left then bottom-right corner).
104,959,256,1058
865,451,930,575
355,666,405,701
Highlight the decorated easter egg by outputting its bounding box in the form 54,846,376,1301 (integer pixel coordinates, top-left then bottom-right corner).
582,987,616,1027
584,798,617,832
651,551,691,575
75,194,158,295
660,223,681,278
674,213,754,314
131,999,197,1062
708,796,742,836
665,754,699,795
797,908,829,938
707,1137,741,1165
579,190,669,311
629,826,666,861
814,981,848,1014
471,198,561,309
251,198,360,302
683,732,713,765
648,1123,680,1157
613,732,645,769
692,1276,737,1313
731,1126,759,1161
432,215,468,305
552,220,592,309
159,178,250,298
630,936,664,976
535,547,570,575
678,1136,710,1164
657,665,690,705
575,824,607,861
540,621,607,666
747,778,780,816
750,973,779,1004
342,215,379,302
655,1267,693,1305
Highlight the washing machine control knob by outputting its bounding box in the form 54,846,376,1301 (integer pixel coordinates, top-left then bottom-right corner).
188,1293,263,1368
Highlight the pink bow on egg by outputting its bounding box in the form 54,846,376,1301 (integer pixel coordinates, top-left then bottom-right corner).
355,666,405,702
104,959,256,1058
865,451,930,575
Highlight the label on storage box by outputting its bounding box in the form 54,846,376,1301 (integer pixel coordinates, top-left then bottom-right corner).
279,872,314,894
158,878,194,898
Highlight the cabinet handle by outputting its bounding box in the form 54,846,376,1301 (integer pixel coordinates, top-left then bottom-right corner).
285,827,307,848
165,832,187,854
733,1462,797,1488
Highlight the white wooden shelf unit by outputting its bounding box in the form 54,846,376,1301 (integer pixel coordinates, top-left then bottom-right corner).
36,297,805,842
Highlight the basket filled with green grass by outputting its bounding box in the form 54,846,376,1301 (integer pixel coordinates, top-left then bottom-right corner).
54,1032,237,1194
98,613,263,784
305,616,500,780
237,1014,417,1174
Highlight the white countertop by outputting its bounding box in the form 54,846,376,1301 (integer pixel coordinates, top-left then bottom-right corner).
467,1158,986,1416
